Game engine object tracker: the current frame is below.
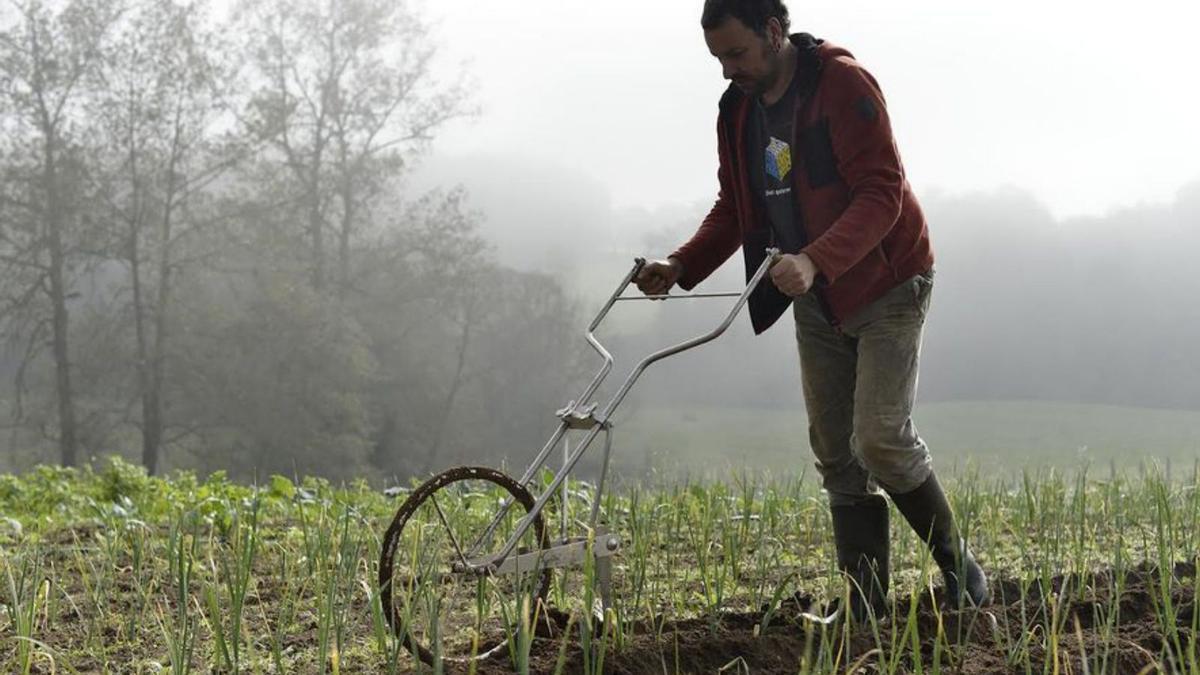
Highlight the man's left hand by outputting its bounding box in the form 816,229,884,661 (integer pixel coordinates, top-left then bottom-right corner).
770,252,820,297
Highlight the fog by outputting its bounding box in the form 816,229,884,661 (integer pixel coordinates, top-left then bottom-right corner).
1,0,1196,481
414,154,1200,413
419,0,1200,219
408,0,1200,415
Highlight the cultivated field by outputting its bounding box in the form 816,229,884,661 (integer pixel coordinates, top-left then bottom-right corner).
2,454,1198,674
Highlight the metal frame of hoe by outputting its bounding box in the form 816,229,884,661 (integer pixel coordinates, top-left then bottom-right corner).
452,247,781,612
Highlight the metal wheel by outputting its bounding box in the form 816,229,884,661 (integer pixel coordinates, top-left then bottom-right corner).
378,466,552,666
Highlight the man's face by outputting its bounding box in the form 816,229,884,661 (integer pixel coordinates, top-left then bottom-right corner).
704,16,785,97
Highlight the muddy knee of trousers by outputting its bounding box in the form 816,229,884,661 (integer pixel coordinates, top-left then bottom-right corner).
825,486,889,509
812,457,883,507
851,425,933,495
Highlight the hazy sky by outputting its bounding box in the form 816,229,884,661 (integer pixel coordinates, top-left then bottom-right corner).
416,0,1200,220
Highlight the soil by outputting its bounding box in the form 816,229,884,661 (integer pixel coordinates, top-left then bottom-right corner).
459,561,1196,675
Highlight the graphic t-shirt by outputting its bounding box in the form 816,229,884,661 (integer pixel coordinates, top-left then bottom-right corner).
747,66,806,255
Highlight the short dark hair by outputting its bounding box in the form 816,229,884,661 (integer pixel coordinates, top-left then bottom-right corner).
701,0,791,36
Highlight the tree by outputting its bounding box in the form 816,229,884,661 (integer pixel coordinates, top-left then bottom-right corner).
0,0,122,466
170,271,376,482
358,189,585,477
92,0,238,474
235,0,468,295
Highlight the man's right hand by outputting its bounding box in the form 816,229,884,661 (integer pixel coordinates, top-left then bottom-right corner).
635,257,684,298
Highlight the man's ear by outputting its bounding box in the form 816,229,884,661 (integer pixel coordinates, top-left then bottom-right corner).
768,17,784,50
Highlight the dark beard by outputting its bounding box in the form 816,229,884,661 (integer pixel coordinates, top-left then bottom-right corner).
748,44,785,98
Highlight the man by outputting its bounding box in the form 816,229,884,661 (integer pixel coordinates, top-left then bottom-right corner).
635,0,989,618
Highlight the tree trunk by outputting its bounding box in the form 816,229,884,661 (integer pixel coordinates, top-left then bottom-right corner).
131,229,157,474
421,304,473,473
139,113,183,475
309,185,325,290
49,254,78,467
43,138,79,467
144,166,177,475
337,176,353,298
308,116,327,291
140,387,163,474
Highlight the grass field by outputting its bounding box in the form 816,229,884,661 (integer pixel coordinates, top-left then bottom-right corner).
609,401,1200,480
2,444,1199,674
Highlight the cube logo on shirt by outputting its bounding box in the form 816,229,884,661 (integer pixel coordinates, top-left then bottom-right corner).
765,137,792,182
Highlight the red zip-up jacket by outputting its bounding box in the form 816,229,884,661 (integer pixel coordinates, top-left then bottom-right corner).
670,34,934,334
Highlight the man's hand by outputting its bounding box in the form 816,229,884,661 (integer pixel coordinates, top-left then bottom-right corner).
635,257,684,298
770,252,820,297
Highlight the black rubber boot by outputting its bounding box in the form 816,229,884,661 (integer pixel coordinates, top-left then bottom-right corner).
830,496,890,621
887,473,990,607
